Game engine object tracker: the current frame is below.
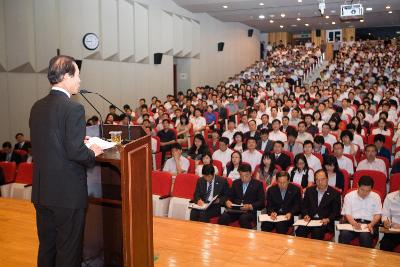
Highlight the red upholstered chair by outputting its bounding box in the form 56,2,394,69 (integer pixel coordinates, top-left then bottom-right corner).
359,155,390,177
14,150,28,161
340,168,351,196
187,157,196,174
394,244,400,253
389,173,400,193
167,173,199,220
367,134,393,151
152,171,173,217
352,170,387,199
213,160,223,176
312,152,324,166
0,161,17,183
7,162,33,200
324,143,332,154
282,150,294,166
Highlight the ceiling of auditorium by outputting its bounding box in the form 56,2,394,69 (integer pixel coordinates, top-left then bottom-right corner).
173,0,400,32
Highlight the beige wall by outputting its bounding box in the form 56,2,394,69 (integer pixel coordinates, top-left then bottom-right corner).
268,32,293,46
343,27,356,42
0,0,260,142
311,29,326,46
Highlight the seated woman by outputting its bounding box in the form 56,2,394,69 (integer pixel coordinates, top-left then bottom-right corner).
187,134,209,160
313,135,328,157
340,130,358,158
104,113,115,124
372,118,391,137
287,154,314,189
254,152,278,186
224,151,242,180
195,152,219,177
323,155,345,192
176,115,191,146
229,131,246,153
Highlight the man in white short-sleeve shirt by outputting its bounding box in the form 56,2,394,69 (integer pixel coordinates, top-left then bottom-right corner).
356,144,387,177
163,143,190,176
212,137,233,174
339,175,382,248
333,142,354,175
241,137,263,172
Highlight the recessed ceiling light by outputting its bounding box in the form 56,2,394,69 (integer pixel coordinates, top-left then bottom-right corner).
259,15,265,19
280,25,284,28
332,21,336,25
386,6,391,9
270,14,275,18
281,13,285,18
366,7,372,11
291,24,297,27
388,11,393,14
259,2,264,6
331,10,336,13
325,15,330,19
359,19,364,22
269,20,274,23
298,0,302,2
222,5,228,9
297,18,301,21
305,23,309,26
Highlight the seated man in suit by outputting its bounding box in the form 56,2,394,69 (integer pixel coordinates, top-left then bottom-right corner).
272,141,291,171
284,129,303,156
261,171,301,234
0,141,21,164
190,164,229,223
256,128,273,153
244,120,260,142
218,164,265,229
295,169,341,240
339,175,382,248
14,133,31,152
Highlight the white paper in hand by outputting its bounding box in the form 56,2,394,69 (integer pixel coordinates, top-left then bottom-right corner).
258,214,288,222
85,137,116,150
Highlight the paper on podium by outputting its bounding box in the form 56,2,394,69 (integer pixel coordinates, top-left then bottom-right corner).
85,137,116,150
336,223,370,232
189,195,218,210
258,214,288,222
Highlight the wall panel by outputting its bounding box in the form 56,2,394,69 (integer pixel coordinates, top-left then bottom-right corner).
118,0,134,61
0,0,6,71
81,0,100,59
191,20,200,57
173,14,183,56
100,0,118,60
161,11,173,53
134,2,149,62
182,17,192,56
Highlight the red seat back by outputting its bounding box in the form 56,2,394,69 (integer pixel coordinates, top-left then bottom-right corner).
282,150,294,165
172,173,199,199
14,149,28,157
188,158,196,174
390,173,400,193
213,160,223,175
152,171,172,196
340,168,351,196
15,162,33,184
346,187,383,204
352,170,387,197
0,162,17,183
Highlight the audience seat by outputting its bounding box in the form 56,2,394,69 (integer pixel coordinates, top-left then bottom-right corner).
213,160,223,176
340,169,351,196
367,134,393,151
167,173,198,220
187,158,196,174
0,162,17,197
359,155,390,177
352,170,387,199
152,136,162,170
9,162,33,200
389,173,400,193
152,171,173,217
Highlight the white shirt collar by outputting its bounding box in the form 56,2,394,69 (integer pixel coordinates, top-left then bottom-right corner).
52,87,71,98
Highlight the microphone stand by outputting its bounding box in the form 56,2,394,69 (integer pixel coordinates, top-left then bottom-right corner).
93,92,132,141
79,92,104,139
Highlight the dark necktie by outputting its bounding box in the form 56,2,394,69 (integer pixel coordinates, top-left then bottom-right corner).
289,144,293,152
205,181,212,201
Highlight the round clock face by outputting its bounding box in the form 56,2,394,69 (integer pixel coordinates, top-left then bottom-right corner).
83,33,99,50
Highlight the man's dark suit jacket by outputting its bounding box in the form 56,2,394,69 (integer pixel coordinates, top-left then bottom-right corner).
29,90,96,209
227,178,265,211
273,152,291,171
266,183,301,216
244,130,261,142
301,185,341,230
14,141,31,152
256,139,274,153
0,151,22,164
192,175,229,205
257,123,271,131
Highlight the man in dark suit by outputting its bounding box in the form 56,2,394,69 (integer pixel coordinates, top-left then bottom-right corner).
296,169,341,240
256,128,274,153
218,164,265,229
0,141,21,164
14,133,31,152
244,119,260,142
272,141,291,171
29,55,103,267
261,171,301,234
190,164,229,223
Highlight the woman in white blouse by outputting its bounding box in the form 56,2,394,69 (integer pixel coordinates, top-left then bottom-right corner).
372,118,391,137
195,152,219,177
288,154,314,189
224,151,242,180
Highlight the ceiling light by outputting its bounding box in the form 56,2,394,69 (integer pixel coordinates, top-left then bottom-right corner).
386,6,391,9
388,11,393,14
331,10,336,13
270,14,275,18
281,13,285,18
366,7,372,11
297,18,301,21
291,24,297,27
259,2,264,6
269,20,274,23
298,0,302,2
359,19,364,22
305,23,309,26
280,25,284,28
325,15,330,19
222,5,228,9
332,21,336,25
259,15,265,19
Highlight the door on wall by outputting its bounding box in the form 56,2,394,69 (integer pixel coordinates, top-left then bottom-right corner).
326,29,342,42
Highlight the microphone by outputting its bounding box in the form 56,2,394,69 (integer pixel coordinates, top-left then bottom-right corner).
79,91,104,139
80,89,132,141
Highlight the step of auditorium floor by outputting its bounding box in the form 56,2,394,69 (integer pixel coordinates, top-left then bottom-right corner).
303,60,329,85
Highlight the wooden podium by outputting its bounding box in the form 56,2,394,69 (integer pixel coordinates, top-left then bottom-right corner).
84,125,153,267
